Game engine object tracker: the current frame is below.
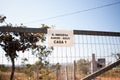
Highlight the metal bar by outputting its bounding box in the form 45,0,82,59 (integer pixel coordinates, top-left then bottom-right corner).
65,66,68,80
82,59,120,80
74,30,120,36
91,54,97,73
0,26,47,33
0,26,120,36
73,60,76,80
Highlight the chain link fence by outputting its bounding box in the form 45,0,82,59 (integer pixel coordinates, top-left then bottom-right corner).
0,27,120,80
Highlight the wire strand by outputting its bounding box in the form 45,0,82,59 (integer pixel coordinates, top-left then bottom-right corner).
23,1,120,24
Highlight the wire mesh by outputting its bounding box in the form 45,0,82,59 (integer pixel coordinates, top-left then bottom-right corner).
0,30,120,80
48,34,120,80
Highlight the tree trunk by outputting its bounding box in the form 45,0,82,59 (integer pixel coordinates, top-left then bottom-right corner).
10,58,15,80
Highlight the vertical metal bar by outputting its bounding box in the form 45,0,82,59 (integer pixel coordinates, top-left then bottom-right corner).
36,67,39,80
91,54,97,73
56,68,58,80
65,66,68,80
73,60,76,80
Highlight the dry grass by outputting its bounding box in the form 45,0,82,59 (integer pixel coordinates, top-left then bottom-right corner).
96,77,120,80
1,70,120,80
0,72,31,80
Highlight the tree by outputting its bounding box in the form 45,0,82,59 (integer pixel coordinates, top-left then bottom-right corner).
77,59,91,74
33,61,53,80
0,25,53,80
0,15,6,23
24,64,33,78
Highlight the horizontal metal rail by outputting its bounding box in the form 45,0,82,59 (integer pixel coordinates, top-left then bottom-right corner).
74,30,120,36
0,26,47,33
82,59,120,80
0,26,120,36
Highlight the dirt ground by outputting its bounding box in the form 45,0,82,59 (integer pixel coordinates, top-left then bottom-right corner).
96,77,120,80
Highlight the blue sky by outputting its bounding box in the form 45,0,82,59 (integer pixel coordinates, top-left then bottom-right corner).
1,0,120,65
0,0,120,31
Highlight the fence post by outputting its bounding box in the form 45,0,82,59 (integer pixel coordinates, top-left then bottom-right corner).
65,66,68,80
36,67,39,80
91,54,97,73
91,54,97,80
56,69,58,80
56,67,60,80
73,60,76,80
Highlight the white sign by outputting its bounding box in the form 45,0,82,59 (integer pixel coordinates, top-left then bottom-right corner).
47,29,73,47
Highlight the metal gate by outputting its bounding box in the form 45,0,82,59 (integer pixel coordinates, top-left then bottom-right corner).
0,27,120,80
